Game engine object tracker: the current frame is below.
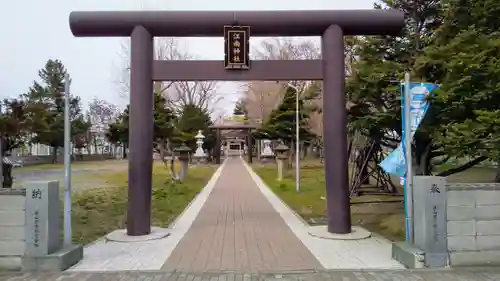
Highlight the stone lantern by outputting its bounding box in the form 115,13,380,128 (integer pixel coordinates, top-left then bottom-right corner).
174,145,191,180
274,144,290,181
193,130,207,163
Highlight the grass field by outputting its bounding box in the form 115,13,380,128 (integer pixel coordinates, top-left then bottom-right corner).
253,159,497,241
69,163,216,244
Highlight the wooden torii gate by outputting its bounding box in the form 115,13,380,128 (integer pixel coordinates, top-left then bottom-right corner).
69,10,404,236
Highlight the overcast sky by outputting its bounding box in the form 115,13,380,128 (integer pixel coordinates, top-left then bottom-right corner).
0,0,374,116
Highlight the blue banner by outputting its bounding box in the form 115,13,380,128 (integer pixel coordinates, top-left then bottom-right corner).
379,83,439,178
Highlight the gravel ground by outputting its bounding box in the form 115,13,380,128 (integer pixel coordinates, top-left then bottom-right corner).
11,160,129,193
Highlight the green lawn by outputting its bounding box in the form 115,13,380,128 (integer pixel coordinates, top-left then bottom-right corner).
70,163,216,244
253,161,497,241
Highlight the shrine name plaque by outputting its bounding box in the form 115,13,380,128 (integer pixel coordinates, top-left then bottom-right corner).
224,25,250,69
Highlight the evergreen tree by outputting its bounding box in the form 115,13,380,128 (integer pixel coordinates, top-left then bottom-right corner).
23,59,89,163
106,106,129,148
154,92,177,143
254,86,314,143
346,0,444,175
233,99,247,116
0,98,29,187
106,92,178,156
176,104,214,152
413,0,500,173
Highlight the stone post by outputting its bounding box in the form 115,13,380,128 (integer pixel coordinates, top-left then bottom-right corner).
413,176,448,267
174,145,191,180
23,180,83,271
25,181,61,257
274,144,290,181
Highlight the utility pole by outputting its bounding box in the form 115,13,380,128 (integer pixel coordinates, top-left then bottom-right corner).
63,74,73,246
286,84,300,192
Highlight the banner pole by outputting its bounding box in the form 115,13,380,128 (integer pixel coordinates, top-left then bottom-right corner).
403,72,414,244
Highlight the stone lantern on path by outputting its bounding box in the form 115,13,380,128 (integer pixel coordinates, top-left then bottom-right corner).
274,144,290,181
174,144,191,180
193,130,207,163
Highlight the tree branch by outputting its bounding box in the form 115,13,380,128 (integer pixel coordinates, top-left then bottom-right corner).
437,156,488,177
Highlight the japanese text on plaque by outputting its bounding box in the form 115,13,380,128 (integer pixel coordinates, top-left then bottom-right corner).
224,26,250,69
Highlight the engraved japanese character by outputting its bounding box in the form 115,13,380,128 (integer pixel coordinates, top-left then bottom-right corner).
232,33,240,40
233,41,241,48
430,183,440,195
31,189,42,199
233,48,240,54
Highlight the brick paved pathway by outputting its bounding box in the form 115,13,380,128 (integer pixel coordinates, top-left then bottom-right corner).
161,158,322,272
2,269,500,281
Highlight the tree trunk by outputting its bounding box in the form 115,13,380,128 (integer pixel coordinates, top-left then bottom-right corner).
495,162,500,183
166,139,179,181
92,135,98,155
123,143,128,159
356,148,370,185
437,156,488,177
2,161,13,188
51,147,58,164
256,140,261,160
86,133,92,156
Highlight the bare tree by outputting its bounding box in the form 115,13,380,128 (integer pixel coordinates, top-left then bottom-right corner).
241,81,284,124
117,37,180,99
116,37,223,114
166,79,221,114
87,98,119,156
252,38,321,96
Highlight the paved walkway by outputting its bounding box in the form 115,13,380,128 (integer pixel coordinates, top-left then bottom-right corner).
162,158,322,272
3,269,500,281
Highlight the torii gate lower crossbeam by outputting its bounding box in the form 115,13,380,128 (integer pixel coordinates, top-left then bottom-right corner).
69,10,404,236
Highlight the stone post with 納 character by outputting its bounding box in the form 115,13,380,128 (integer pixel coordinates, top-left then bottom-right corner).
24,181,61,257
23,180,83,271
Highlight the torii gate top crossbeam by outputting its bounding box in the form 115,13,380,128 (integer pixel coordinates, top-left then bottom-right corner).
69,10,403,37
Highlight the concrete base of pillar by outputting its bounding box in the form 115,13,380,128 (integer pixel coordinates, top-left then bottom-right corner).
105,227,170,242
308,225,371,240
22,244,83,271
391,242,425,269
